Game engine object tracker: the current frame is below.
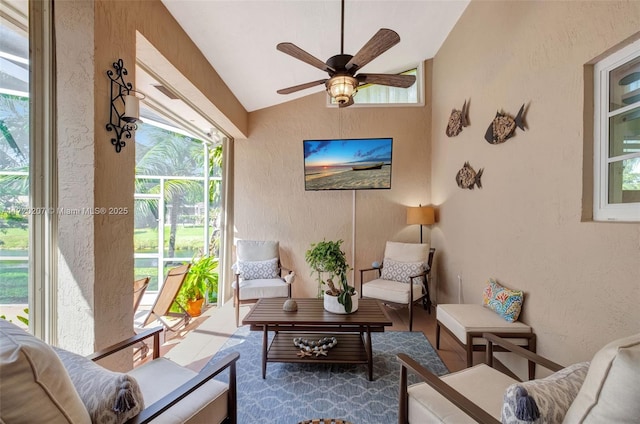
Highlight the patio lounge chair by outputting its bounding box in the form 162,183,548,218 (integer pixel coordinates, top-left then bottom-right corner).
139,264,191,332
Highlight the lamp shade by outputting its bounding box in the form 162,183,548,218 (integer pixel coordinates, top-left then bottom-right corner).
406,206,435,225
326,75,358,104
122,95,139,123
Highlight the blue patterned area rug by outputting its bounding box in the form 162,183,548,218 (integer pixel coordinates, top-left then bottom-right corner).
212,326,448,424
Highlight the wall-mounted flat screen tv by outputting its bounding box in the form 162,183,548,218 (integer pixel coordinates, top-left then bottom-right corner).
303,137,393,191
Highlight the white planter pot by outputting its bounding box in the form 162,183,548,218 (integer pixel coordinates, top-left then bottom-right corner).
324,291,359,314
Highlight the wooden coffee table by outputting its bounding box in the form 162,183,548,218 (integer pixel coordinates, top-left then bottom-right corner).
242,298,392,380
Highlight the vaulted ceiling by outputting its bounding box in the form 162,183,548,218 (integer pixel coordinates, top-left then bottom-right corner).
161,0,469,112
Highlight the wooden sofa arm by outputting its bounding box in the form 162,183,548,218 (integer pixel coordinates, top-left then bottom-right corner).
397,353,500,424
359,267,381,298
128,352,240,424
398,334,566,424
483,333,563,372
360,266,380,273
88,328,240,423
88,327,164,361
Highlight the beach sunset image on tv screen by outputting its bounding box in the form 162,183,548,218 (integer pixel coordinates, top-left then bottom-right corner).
303,138,393,191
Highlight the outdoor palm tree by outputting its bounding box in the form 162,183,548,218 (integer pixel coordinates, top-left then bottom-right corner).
135,124,205,257
0,93,29,236
0,94,28,171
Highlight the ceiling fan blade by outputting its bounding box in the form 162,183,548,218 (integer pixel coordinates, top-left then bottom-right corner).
277,79,328,95
277,43,335,73
357,73,416,88
345,29,401,72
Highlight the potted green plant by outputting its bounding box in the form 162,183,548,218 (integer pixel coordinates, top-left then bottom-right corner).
176,255,219,317
305,239,357,313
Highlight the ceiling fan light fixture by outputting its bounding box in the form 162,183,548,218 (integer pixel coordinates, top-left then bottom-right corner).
326,75,358,104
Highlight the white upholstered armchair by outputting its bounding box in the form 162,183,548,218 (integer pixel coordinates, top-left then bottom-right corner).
360,241,434,331
233,240,295,326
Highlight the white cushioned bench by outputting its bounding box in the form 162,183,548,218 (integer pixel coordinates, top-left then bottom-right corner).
436,304,536,378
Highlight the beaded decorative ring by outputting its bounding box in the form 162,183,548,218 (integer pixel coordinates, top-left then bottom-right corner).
293,336,338,353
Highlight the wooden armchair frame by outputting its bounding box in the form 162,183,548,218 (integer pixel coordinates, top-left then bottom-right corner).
397,333,563,424
88,327,239,424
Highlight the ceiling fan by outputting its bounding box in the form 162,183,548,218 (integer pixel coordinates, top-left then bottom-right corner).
276,0,416,108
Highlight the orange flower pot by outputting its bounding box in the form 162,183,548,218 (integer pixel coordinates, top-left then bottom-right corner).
187,298,205,317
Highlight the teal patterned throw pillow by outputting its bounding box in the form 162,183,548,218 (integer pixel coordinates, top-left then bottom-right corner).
482,278,524,322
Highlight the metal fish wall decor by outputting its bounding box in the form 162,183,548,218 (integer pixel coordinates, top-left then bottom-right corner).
484,104,526,144
446,100,469,137
456,162,483,190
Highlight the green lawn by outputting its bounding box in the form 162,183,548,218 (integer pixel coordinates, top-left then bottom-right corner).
0,227,28,249
1,225,216,304
134,226,206,252
0,263,29,303
1,225,207,251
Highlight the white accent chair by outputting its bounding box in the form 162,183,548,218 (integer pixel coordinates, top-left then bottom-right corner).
360,241,434,331
233,240,295,326
0,320,239,424
398,332,640,423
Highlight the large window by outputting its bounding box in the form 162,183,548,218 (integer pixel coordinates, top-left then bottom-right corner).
134,105,224,304
0,0,29,327
594,38,640,221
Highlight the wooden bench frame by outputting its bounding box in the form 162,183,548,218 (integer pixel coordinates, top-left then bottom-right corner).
436,320,537,379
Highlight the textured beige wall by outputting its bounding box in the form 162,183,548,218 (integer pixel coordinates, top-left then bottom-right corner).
54,0,246,354
236,65,432,298
431,0,640,367
56,0,96,354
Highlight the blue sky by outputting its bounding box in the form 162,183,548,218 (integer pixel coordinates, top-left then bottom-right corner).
304,138,392,167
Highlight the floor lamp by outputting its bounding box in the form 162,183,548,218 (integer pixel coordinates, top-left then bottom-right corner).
406,205,435,244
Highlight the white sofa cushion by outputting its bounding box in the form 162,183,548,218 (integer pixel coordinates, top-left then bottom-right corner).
232,278,289,300
408,363,517,423
437,304,532,346
362,278,424,304
129,357,229,424
0,319,91,423
563,333,640,423
54,346,144,424
236,240,279,261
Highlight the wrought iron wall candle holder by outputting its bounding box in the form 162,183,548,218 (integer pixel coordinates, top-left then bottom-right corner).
106,59,144,153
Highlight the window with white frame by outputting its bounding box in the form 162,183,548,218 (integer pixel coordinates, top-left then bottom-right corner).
329,66,422,106
594,38,640,221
